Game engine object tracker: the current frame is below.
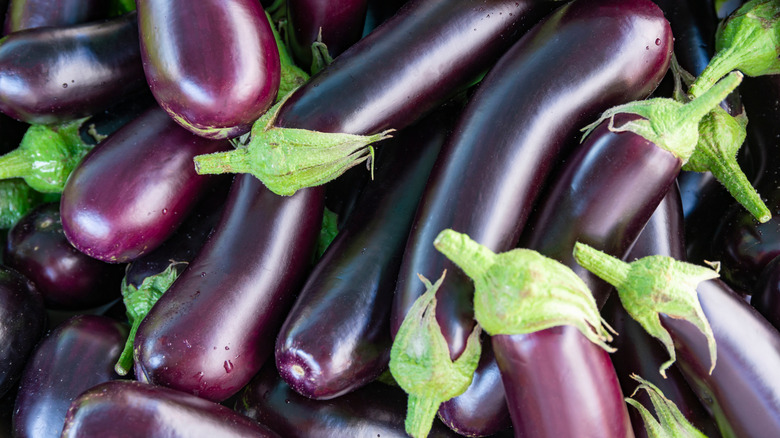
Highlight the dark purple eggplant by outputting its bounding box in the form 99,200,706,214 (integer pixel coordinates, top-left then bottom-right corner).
60,106,230,264
12,315,127,438
286,0,368,71
0,264,45,398
3,0,108,34
274,103,456,400
137,0,280,139
235,365,467,438
61,380,280,438
0,12,145,124
133,176,323,402
753,255,780,330
4,202,124,309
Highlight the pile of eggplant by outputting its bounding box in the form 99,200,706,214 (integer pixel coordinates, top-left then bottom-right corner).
1,0,779,436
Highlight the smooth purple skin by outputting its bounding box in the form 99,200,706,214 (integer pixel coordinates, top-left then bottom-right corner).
0,12,145,124
60,106,230,264
3,0,108,34
275,0,558,135
137,0,280,139
235,365,464,438
0,264,45,398
393,0,673,357
12,315,127,438
286,0,368,69
4,203,124,310
493,329,634,438
61,380,280,438
133,176,324,402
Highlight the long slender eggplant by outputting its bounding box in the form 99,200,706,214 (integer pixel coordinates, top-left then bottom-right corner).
3,0,108,34
133,176,324,402
0,264,45,398
60,106,230,264
12,315,127,438
286,0,368,71
61,380,281,438
235,365,468,438
275,103,456,400
606,185,721,438
136,0,280,139
0,12,145,124
4,202,124,309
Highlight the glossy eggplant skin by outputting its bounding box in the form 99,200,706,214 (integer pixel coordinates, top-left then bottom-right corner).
133,176,324,403
235,365,465,438
286,0,368,69
137,0,280,139
274,0,558,135
60,106,230,264
61,380,280,438
3,0,108,34
4,203,124,310
0,12,145,124
606,186,721,438
274,105,455,400
0,264,45,398
12,315,127,438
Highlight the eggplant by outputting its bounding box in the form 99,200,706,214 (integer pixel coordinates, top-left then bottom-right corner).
274,103,456,400
0,264,45,398
3,0,108,34
61,380,280,438
4,202,124,309
0,12,146,124
137,0,280,139
286,0,368,71
753,255,780,330
133,176,324,402
12,315,127,438
60,106,230,264
235,365,467,438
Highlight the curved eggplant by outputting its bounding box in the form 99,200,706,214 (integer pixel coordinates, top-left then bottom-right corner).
274,103,456,400
235,365,466,438
60,106,230,263
137,0,280,139
133,176,324,402
61,380,280,438
4,202,124,309
0,264,45,398
3,0,108,34
0,12,145,124
12,315,127,438
286,0,368,70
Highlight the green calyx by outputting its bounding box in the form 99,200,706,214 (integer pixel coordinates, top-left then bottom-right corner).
625,374,709,438
193,95,393,196
316,206,339,259
310,28,334,76
0,118,93,193
683,105,770,223
266,11,309,101
689,0,780,98
580,72,743,165
389,271,482,438
433,229,614,351
0,179,55,229
116,262,184,376
573,242,718,377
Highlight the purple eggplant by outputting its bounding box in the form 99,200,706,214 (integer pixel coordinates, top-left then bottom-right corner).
137,0,280,139
286,0,368,71
274,103,456,400
12,315,127,438
3,0,108,34
60,106,230,264
235,365,466,438
61,380,280,437
0,12,145,124
753,255,780,330
0,264,45,398
4,202,123,309
133,176,323,402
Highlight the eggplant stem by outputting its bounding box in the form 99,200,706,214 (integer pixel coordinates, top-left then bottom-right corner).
0,149,32,180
